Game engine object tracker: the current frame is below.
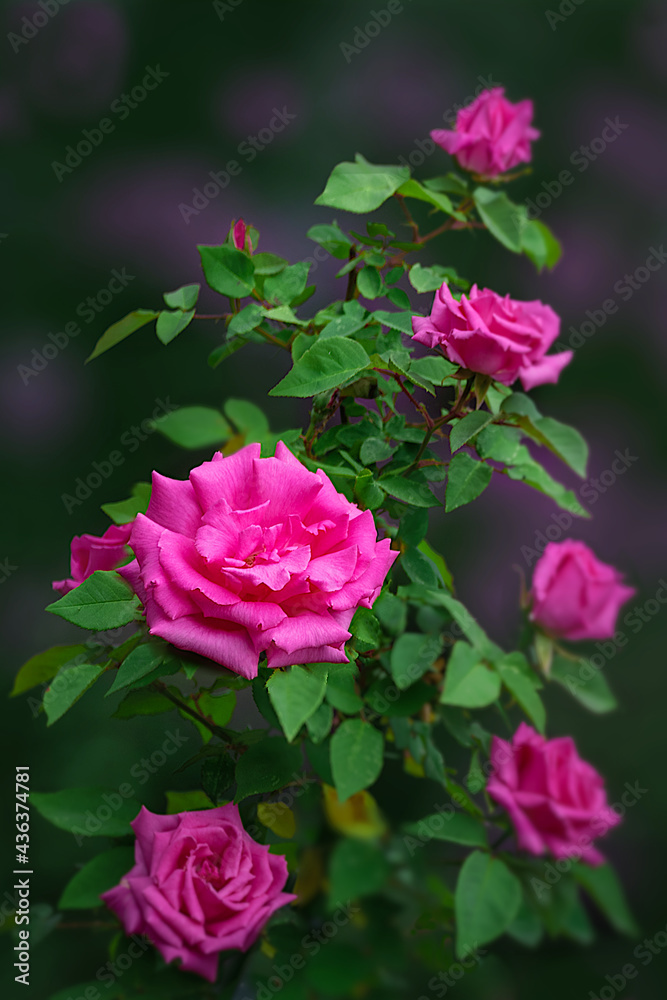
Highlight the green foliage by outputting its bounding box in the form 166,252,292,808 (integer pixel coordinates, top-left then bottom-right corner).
31,788,141,837
102,482,151,524
11,644,89,697
455,851,522,956
153,405,231,449
328,838,389,905
46,571,140,630
270,337,371,397
267,665,329,741
315,156,410,213
59,847,135,909
234,737,302,802
198,244,255,298
331,719,384,802
86,309,158,362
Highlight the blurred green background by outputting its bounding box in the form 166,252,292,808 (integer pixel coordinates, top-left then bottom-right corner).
1,0,666,996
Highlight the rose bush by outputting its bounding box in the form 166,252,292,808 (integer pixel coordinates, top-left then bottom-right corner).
119,441,397,677
101,804,295,982
52,522,132,596
431,86,540,177
487,722,621,864
411,281,572,390
530,540,636,641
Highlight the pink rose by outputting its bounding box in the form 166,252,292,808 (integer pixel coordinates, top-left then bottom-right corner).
120,442,397,677
52,522,133,596
411,282,572,391
232,218,248,251
487,723,621,865
530,540,635,642
431,87,540,178
101,804,295,982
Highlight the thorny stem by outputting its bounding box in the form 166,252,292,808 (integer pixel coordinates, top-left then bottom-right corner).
394,193,420,243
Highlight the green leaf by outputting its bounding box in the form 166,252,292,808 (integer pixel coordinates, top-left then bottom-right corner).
379,476,440,508
252,252,288,275
496,652,546,733
227,302,264,335
404,811,488,848
501,394,588,478
156,307,196,345
101,482,151,525
425,591,502,661
424,172,469,197
270,337,371,398
401,547,440,588
446,453,493,511
396,178,462,217
441,642,501,708
234,737,302,803
46,571,140,630
506,450,588,517
521,220,562,271
573,863,639,936
354,469,385,510
106,643,166,697
350,607,382,646
329,839,389,905
31,788,141,838
450,412,495,453
359,437,394,465
550,655,617,713
165,790,213,814
223,398,270,440
306,223,353,259
306,701,334,743
163,282,200,311
330,719,384,802
390,632,440,690
267,665,329,742
43,662,105,725
59,847,134,909
357,266,383,300
112,687,173,719
473,187,525,252
153,405,231,449
264,262,310,305
319,314,368,340
11,644,88,697
418,539,453,590
372,309,415,335
86,309,158,363
455,851,522,957
475,424,523,464
408,355,457,386
325,662,363,714
198,244,255,298
315,157,410,213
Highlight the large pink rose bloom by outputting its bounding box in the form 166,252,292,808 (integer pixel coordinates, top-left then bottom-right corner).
411,282,572,391
120,442,397,677
431,87,540,177
531,540,635,641
52,522,132,596
101,804,295,982
487,723,621,865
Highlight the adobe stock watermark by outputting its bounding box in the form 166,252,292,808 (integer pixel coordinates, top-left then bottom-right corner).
0,558,18,585
519,447,639,567
561,579,667,700
545,0,586,31
51,66,170,182
417,944,487,999
7,0,70,53
178,107,296,224
530,780,647,900
589,919,667,1000
524,116,629,221
60,397,179,514
240,901,360,1000
397,75,501,172
213,0,244,21
70,729,190,846
555,245,667,353
17,268,135,385
340,1,413,62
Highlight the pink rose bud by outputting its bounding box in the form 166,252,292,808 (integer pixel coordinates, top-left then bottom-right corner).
487,723,621,865
411,282,572,390
101,804,296,982
232,218,248,251
530,540,635,642
431,87,540,178
52,522,133,596
119,442,397,677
